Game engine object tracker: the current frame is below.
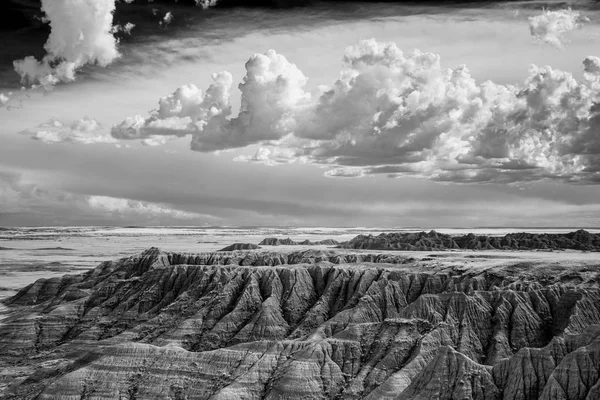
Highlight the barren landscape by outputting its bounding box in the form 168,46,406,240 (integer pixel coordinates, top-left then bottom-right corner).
2,231,600,399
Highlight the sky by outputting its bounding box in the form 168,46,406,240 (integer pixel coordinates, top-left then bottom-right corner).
1,0,600,228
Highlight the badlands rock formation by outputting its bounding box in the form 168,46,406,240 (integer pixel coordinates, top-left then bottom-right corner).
339,229,600,251
1,247,600,399
259,238,340,246
218,243,261,251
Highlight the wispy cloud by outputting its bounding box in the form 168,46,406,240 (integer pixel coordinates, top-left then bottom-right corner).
0,171,216,225
20,118,117,145
87,195,206,220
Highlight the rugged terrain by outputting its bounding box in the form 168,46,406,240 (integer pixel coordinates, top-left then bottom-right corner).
259,238,340,246
218,243,262,251
1,247,600,399
339,229,600,251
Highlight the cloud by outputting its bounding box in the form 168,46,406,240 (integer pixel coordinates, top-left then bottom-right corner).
234,147,279,166
233,145,305,166
87,195,205,220
0,91,26,110
528,8,588,48
111,72,233,147
110,38,600,184
111,22,136,35
324,167,366,178
0,93,9,107
0,171,79,217
112,48,311,152
160,11,174,27
196,0,218,8
13,0,120,88
0,171,215,225
20,117,118,144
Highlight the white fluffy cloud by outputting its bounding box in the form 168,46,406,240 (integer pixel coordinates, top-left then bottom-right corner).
111,38,600,184
528,8,588,48
112,50,311,151
112,72,234,148
14,0,120,87
20,117,117,144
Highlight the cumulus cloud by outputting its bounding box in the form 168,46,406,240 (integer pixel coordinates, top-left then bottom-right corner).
112,72,233,147
112,49,311,151
13,0,120,88
111,38,600,184
528,8,588,48
20,117,117,144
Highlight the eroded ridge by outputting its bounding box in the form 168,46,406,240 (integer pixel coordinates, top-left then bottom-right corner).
339,229,600,251
1,248,600,399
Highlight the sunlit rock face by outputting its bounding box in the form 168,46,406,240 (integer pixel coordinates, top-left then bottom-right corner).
1,247,600,399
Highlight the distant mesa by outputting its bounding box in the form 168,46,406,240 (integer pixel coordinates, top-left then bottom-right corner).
218,243,261,251
338,229,600,251
259,237,340,246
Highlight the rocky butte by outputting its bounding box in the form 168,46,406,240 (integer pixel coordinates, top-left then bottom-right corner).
0,238,600,399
